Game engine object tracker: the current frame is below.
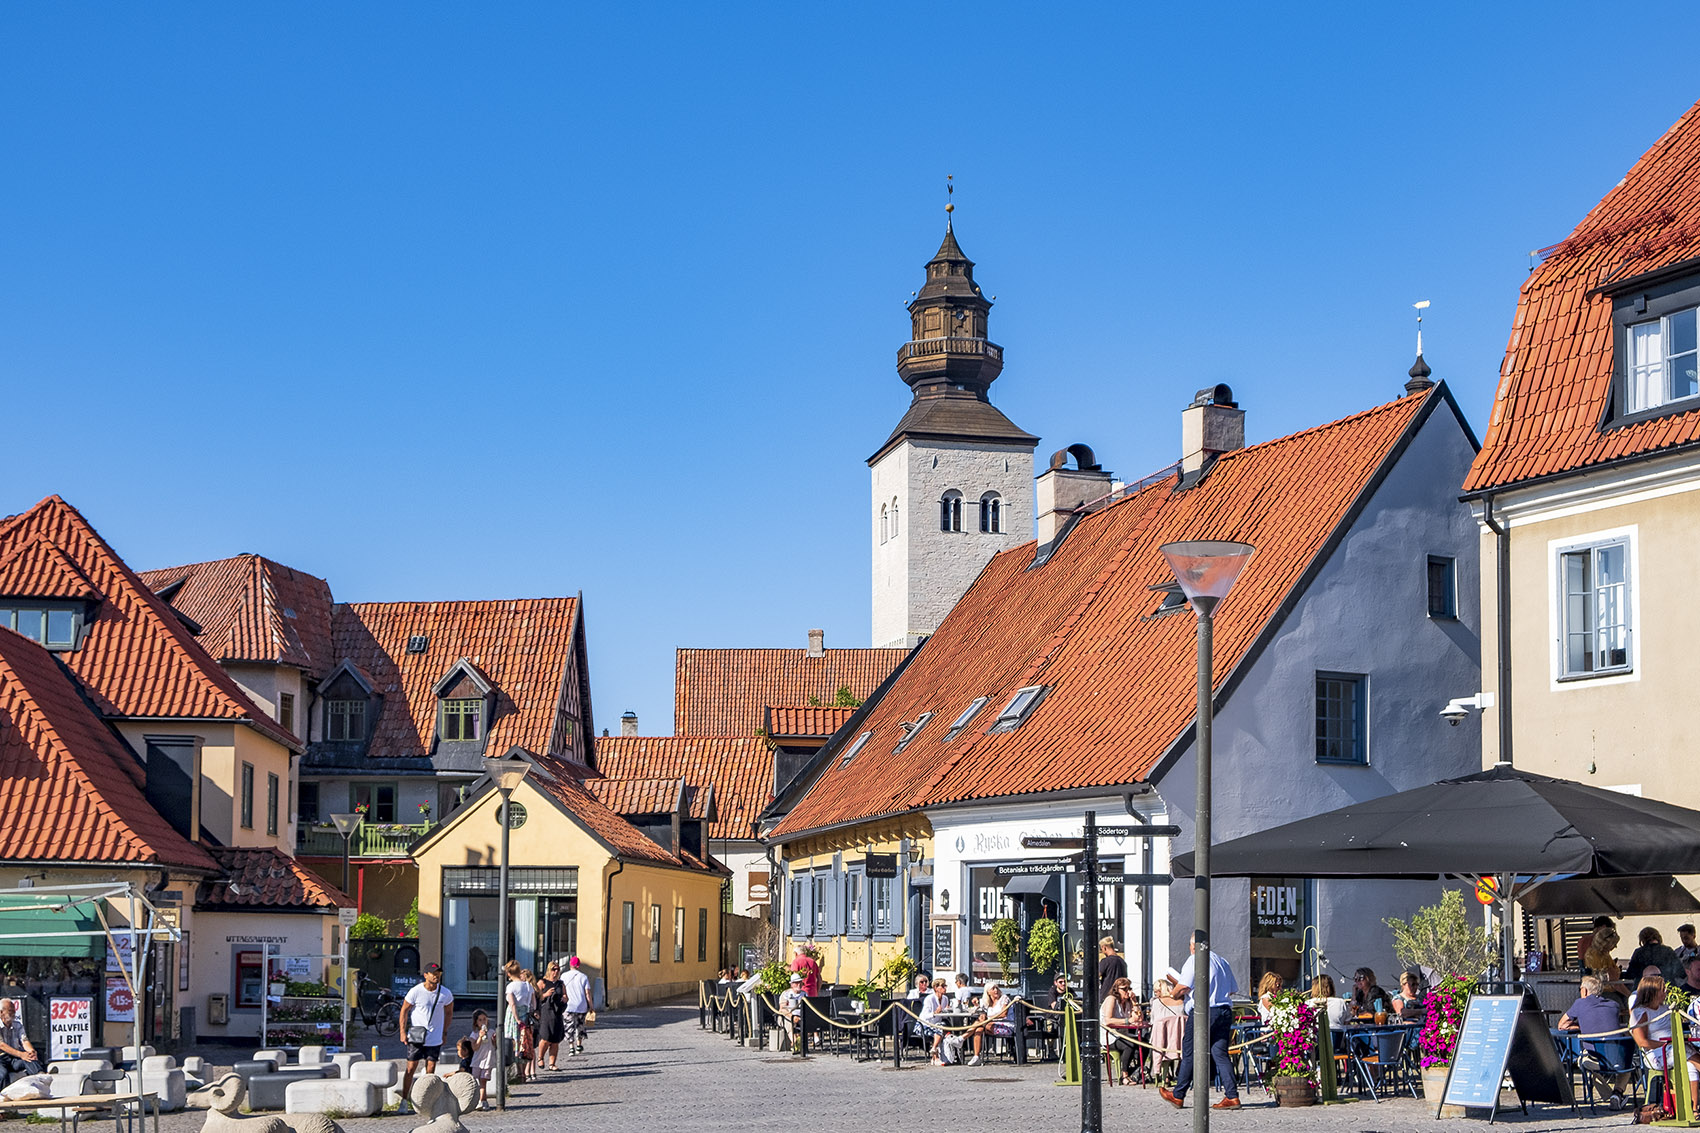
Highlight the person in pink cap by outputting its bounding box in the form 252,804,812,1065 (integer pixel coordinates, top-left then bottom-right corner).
561,956,592,1055
790,946,821,996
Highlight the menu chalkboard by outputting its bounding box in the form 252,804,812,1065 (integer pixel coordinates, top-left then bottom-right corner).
1443,994,1521,1109
933,923,954,972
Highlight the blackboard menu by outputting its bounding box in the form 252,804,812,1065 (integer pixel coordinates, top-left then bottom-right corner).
933,923,954,972
1443,995,1521,1109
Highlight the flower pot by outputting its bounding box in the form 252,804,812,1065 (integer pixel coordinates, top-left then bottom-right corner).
1423,1066,1466,1118
1272,1077,1317,1107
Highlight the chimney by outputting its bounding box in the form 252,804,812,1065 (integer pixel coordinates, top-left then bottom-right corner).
806,628,825,658
1181,384,1245,476
1036,444,1114,545
620,710,639,737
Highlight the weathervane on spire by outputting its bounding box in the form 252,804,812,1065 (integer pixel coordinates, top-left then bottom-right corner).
1405,300,1435,393
1413,299,1430,355
945,174,954,228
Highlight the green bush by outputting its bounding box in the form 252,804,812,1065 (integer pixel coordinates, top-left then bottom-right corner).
991,918,1020,982
349,912,390,940
756,959,791,995
1384,890,1494,982
1026,918,1062,975
403,897,419,938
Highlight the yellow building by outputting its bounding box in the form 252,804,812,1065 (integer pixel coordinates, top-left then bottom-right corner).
412,749,727,1008
1463,99,1700,960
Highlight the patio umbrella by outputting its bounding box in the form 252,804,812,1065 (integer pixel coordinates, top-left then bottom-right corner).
1515,875,1700,917
1171,764,1700,880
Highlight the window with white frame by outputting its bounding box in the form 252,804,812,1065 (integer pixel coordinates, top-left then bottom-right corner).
845,867,866,936
838,731,871,767
979,492,1002,534
880,504,889,544
811,872,828,935
1558,537,1633,677
871,873,899,938
940,490,963,532
988,685,1047,732
1627,305,1700,413
943,697,988,741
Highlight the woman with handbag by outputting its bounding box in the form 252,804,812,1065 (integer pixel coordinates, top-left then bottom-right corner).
535,961,567,1071
502,961,534,1084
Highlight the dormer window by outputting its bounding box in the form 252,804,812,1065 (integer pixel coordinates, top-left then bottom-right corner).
327,699,366,741
1627,306,1699,412
988,685,1047,733
0,606,78,650
440,698,483,742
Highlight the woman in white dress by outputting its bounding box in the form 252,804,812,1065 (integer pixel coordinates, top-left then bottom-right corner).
1630,976,1700,1083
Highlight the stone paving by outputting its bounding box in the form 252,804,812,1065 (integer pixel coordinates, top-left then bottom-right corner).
140,1003,1629,1132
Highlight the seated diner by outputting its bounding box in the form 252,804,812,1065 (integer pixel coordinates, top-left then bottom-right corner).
1310,974,1353,1028
1392,971,1426,1022
1630,975,1700,1084
1351,967,1393,1019
1101,977,1144,1085
961,982,1016,1066
1255,972,1282,1024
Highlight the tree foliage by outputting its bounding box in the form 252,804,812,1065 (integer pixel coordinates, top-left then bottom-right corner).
349,912,390,940
1384,890,1494,982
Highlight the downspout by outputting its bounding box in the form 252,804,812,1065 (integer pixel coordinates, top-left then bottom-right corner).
601,859,624,1011
1481,496,1514,768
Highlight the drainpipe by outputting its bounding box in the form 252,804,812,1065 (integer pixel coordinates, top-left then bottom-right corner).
601,859,624,1011
1480,496,1514,768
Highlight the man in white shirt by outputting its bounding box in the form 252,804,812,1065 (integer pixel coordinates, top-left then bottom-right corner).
1160,939,1240,1111
400,963,455,1112
562,956,592,1055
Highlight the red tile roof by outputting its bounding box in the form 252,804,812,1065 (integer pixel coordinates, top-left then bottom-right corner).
330,599,585,759
0,499,299,750
594,736,776,840
675,648,906,736
0,626,217,870
772,389,1450,838
525,753,722,870
139,555,335,677
197,845,353,910
764,706,856,740
1466,98,1700,492
0,537,99,602
587,776,685,816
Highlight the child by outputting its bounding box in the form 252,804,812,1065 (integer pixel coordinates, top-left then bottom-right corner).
466,1009,495,1110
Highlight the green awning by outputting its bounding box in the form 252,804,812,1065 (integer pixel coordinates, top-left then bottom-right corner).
0,895,102,958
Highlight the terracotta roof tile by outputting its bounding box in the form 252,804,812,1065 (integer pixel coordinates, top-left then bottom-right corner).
675,648,905,736
0,626,217,870
772,389,1440,838
526,753,720,870
0,537,98,602
139,555,335,678
594,736,775,840
764,706,856,739
330,598,584,759
587,776,686,816
197,845,352,909
0,499,299,750
1467,98,1700,491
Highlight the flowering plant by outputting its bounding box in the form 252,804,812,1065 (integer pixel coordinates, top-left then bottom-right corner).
1267,989,1319,1082
1418,975,1473,1068
354,803,369,815
418,803,431,818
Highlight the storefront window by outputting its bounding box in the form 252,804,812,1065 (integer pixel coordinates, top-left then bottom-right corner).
1249,876,1309,988
441,868,577,997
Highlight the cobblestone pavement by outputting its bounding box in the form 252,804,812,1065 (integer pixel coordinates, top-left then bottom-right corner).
146,1003,1625,1132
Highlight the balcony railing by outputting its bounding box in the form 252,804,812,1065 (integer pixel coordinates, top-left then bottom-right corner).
898,336,1003,363
297,822,432,859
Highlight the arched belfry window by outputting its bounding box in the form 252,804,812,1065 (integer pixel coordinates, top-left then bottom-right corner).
880,504,889,544
979,492,1002,534
939,490,963,533
891,498,899,536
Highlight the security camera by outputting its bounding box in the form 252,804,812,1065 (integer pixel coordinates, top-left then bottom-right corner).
1440,702,1469,726
1439,692,1494,726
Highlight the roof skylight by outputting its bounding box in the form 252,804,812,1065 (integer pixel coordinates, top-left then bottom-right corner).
892,712,935,754
943,697,989,742
988,685,1048,733
838,731,872,768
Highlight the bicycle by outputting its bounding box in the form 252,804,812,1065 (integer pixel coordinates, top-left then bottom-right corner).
358,974,403,1037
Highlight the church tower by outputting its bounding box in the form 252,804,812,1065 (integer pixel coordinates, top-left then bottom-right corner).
870,206,1038,648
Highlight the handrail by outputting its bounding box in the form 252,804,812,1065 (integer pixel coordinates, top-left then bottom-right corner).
898,336,1002,362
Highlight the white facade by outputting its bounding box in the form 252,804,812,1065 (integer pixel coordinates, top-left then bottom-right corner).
926,796,1171,993
871,438,1035,649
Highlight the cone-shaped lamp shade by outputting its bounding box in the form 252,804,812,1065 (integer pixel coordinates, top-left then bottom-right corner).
329,812,363,838
1159,540,1256,602
483,751,534,793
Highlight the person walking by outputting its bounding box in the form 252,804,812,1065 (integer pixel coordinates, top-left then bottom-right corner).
1160,940,1241,1111
562,956,592,1055
400,963,455,1113
502,960,533,1084
535,961,567,1070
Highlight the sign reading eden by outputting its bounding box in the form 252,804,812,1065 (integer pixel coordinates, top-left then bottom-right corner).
1250,878,1304,936
864,853,898,879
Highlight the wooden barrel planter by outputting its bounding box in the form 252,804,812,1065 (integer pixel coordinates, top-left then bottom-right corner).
1272,1077,1317,1107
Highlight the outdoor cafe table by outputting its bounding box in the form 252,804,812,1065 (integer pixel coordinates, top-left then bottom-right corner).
0,1089,160,1133
1330,1021,1421,1102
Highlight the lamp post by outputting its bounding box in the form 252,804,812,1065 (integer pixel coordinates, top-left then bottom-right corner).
483,751,533,1110
329,813,364,896
1160,539,1254,1133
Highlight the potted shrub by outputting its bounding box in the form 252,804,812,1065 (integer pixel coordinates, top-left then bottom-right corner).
1026,918,1062,979
1417,976,1472,1117
991,918,1020,982
1266,989,1320,1106
1385,891,1493,1117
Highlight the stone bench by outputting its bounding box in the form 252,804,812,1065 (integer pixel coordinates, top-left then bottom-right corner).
247,1067,336,1111
349,1062,398,1089
254,1049,288,1066
328,1052,365,1077
233,1059,278,1081
285,1080,379,1118
119,1045,155,1065
133,1068,187,1112
297,1045,327,1067
141,1055,176,1074
33,1070,90,1118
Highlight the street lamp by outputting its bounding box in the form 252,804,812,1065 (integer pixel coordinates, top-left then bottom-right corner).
483,750,532,1110
1160,539,1254,1133
329,813,364,896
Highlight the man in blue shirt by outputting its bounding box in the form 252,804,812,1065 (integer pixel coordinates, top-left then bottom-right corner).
1160,939,1241,1110
1559,975,1630,1104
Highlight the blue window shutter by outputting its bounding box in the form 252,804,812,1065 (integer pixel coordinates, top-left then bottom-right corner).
829,854,844,936
894,840,909,937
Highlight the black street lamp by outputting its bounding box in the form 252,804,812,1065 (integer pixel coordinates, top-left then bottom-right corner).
1160,539,1254,1133
330,812,363,896
483,751,533,1110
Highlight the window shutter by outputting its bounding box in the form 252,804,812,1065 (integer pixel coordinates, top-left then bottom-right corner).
829,854,844,936
894,840,909,937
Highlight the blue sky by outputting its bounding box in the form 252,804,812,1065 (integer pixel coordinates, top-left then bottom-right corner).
3,6,1696,733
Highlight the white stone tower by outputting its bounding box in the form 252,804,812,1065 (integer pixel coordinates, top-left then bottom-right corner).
870,214,1037,648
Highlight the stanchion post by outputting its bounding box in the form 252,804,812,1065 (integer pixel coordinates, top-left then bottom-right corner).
893,1003,904,1068
1013,1000,1027,1065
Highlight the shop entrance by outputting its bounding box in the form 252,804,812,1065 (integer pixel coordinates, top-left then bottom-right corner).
1249,876,1312,989
441,868,578,999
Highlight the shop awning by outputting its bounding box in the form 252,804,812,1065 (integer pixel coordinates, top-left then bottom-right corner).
0,895,102,958
1002,873,1062,899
